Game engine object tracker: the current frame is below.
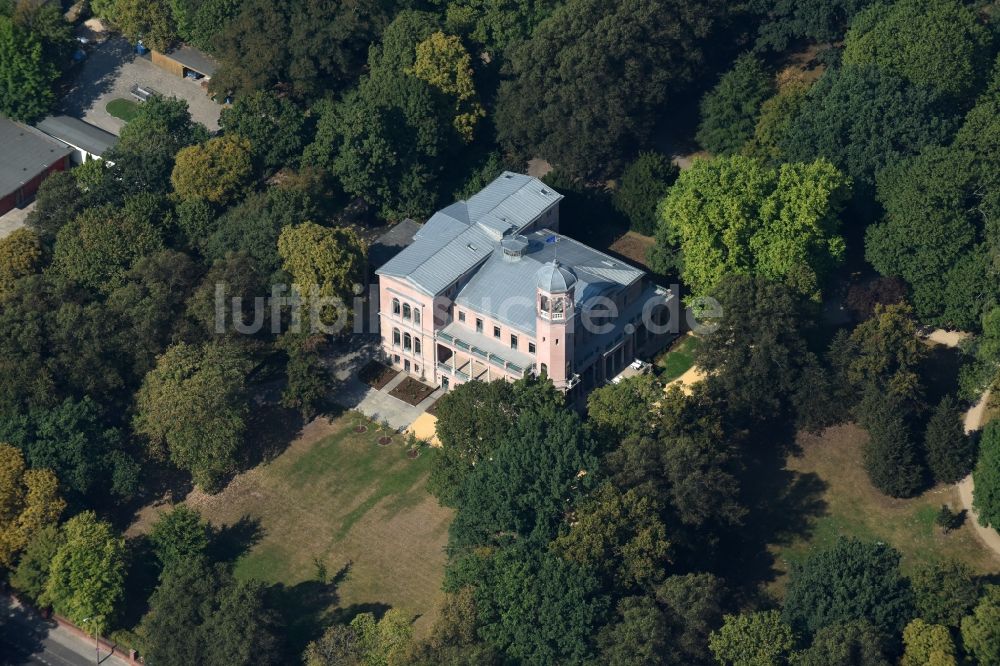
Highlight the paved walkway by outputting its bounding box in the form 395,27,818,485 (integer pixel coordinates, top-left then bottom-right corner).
61,37,222,134
958,389,1000,555
0,202,34,239
322,336,442,431
1,596,131,666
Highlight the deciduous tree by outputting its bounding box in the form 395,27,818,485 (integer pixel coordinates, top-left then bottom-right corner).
780,65,957,188
24,171,83,243
9,525,63,601
149,505,210,570
900,619,957,666
651,155,849,299
792,620,890,666
277,222,366,331
911,560,979,628
691,274,836,427
0,229,42,298
472,545,607,664
0,443,64,568
141,559,280,665
52,203,165,294
409,31,484,141
495,0,726,177
960,584,1000,665
113,0,177,52
172,135,253,205
429,376,561,506
42,512,126,635
134,341,252,491
448,396,599,549
708,610,794,666
551,482,671,590
865,146,995,328
218,91,306,173
0,16,57,121
783,538,914,637
843,0,991,100
586,373,663,441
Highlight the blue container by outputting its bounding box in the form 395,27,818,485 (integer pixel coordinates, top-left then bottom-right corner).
135,42,148,55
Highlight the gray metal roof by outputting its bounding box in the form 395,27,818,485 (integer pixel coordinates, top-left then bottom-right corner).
36,115,117,156
376,172,562,294
453,229,644,335
536,261,577,293
0,117,73,196
370,218,421,268
162,45,218,76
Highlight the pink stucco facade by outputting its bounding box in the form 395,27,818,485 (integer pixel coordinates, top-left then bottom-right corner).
374,172,677,399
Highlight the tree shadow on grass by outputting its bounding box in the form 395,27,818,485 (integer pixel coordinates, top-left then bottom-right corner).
118,535,161,630
718,423,830,599
208,515,264,563
242,402,308,470
267,562,358,658
920,344,963,407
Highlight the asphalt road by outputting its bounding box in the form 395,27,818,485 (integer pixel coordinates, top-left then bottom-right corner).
0,597,127,666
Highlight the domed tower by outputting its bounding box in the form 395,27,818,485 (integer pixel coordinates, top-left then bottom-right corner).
535,261,576,388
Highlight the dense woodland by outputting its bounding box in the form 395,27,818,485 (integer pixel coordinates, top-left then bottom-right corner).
1,0,1000,663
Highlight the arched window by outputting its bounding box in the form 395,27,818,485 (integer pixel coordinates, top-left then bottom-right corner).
392,328,400,346
414,309,421,325
402,303,411,320
403,333,412,351
540,363,548,376
414,338,421,355
392,298,400,315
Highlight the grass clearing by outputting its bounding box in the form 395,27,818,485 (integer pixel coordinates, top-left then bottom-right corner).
106,98,141,122
767,423,999,597
183,412,453,650
655,334,702,382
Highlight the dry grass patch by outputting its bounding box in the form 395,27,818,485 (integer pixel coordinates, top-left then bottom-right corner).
767,423,1000,598
183,412,452,646
608,231,655,270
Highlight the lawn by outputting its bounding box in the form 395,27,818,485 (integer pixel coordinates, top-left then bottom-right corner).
655,333,702,382
106,98,141,122
766,423,1000,597
182,412,452,650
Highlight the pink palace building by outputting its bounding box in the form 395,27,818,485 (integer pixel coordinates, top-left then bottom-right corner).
375,172,676,401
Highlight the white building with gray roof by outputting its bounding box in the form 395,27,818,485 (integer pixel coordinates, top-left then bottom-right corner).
375,172,676,398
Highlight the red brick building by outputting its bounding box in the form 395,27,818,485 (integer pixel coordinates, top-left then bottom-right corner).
0,117,73,216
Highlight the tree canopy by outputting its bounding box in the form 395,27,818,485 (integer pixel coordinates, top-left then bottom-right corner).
134,341,252,490
783,538,914,637
780,65,957,189
696,55,773,156
0,15,58,121
973,422,1000,531
650,155,849,299
0,443,64,569
842,0,991,101
42,512,126,634
495,0,726,177
172,135,254,205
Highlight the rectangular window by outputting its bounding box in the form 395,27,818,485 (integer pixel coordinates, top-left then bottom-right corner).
476,318,483,333
493,326,501,339
528,342,536,354
510,335,518,350
459,311,466,322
